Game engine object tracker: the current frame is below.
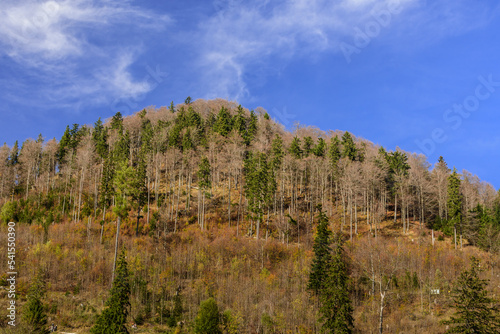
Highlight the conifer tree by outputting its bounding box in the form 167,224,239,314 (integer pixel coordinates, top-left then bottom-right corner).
244,152,274,239
110,112,123,130
93,118,109,159
214,106,233,137
320,234,355,334
289,137,303,159
112,162,135,281
303,136,314,157
313,137,326,157
23,270,49,334
233,105,247,138
341,131,357,161
308,205,333,296
194,297,221,334
91,250,131,334
198,157,211,230
57,126,71,164
271,135,285,171
448,168,462,248
244,110,258,145
443,257,500,333
328,136,341,166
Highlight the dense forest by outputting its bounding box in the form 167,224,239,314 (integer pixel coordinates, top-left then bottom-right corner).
0,98,499,333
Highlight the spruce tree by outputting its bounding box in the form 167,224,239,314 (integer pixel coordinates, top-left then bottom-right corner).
303,136,314,157
308,205,333,296
289,137,303,159
91,250,131,334
57,126,71,164
341,131,357,161
313,137,326,157
194,297,221,334
23,270,49,334
320,234,355,334
214,106,233,137
443,257,500,333
448,168,462,247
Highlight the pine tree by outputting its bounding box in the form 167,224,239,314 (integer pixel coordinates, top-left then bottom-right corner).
194,297,221,334
443,257,500,333
308,205,333,296
233,105,247,138
313,137,326,157
91,250,131,334
9,140,19,166
289,137,302,159
341,131,357,161
57,126,71,164
320,234,355,334
244,152,274,239
110,112,123,130
23,270,49,334
448,168,462,248
271,135,285,171
93,118,109,159
328,136,341,175
198,157,211,230
303,136,314,157
214,106,233,137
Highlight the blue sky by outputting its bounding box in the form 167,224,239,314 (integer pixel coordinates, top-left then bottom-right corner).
1,0,500,188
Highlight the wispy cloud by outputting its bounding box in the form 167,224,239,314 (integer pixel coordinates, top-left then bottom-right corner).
194,0,498,100
0,0,170,110
194,0,417,99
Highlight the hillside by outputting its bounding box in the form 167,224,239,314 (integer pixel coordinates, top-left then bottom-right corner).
0,98,499,333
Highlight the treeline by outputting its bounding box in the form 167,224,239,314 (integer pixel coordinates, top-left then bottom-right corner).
0,98,499,250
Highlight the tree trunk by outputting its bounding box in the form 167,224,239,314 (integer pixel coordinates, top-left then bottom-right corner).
111,216,121,285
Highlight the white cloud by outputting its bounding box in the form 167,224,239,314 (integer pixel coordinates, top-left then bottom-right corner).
0,0,170,109
195,0,498,101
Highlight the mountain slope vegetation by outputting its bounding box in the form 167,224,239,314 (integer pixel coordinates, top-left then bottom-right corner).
0,98,499,333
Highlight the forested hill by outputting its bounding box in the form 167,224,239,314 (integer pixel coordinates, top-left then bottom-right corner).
0,98,499,333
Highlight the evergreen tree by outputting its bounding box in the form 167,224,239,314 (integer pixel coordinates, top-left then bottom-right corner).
244,152,274,239
448,168,462,246
91,250,131,334
244,110,258,145
111,112,123,130
194,297,221,334
328,136,341,169
341,132,357,161
320,234,355,334
308,205,333,296
214,106,233,137
443,257,500,333
198,157,211,230
57,126,71,164
271,135,285,171
23,270,49,334
233,105,247,138
289,137,303,159
169,101,175,113
93,118,109,159
114,130,130,164
313,137,326,157
8,140,19,166
303,136,314,157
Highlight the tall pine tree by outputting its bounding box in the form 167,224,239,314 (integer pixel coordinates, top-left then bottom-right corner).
320,234,355,333
91,250,131,334
443,257,500,333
